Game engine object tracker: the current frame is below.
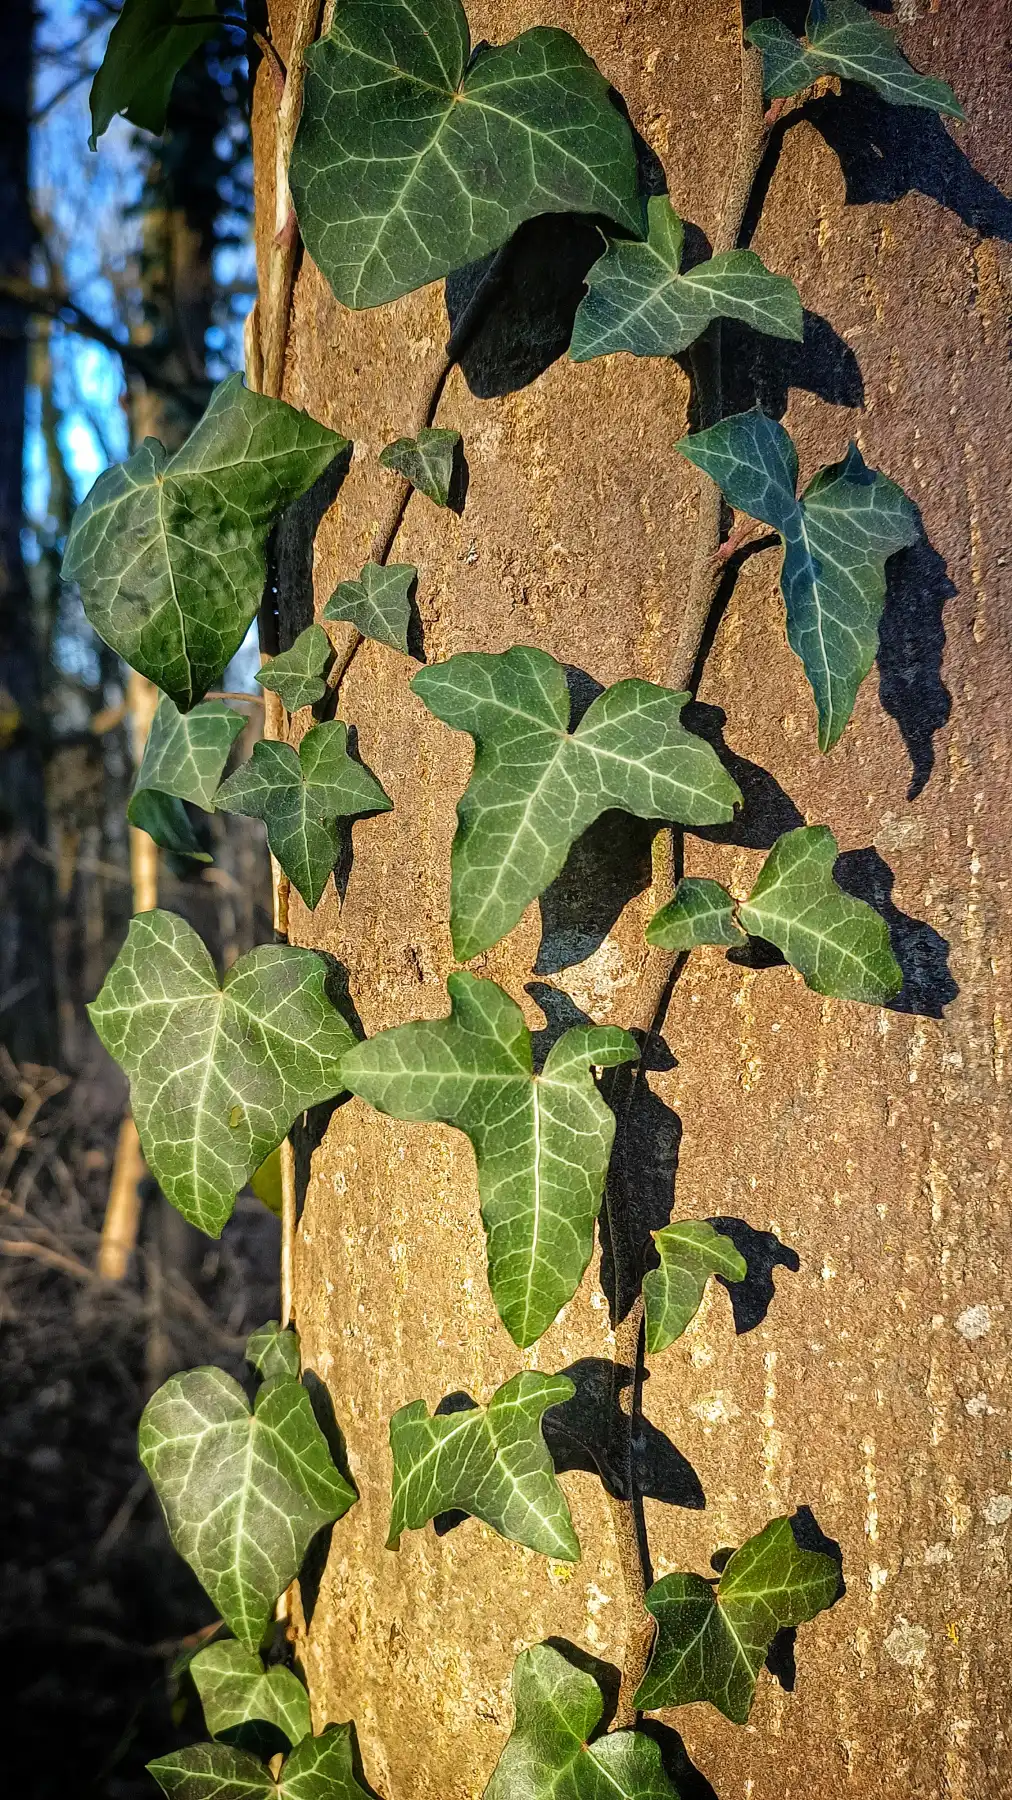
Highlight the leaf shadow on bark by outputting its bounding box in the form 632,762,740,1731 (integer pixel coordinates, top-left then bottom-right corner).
876,528,953,801
264,450,352,653
834,846,958,1017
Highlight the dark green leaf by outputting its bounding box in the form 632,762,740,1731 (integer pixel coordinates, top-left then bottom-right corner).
571,197,802,361
341,972,637,1347
289,0,641,309
191,1642,311,1749
738,825,901,1004
643,1221,746,1354
127,694,245,860
644,877,745,952
215,723,391,911
748,1,964,119
322,562,415,654
388,1372,579,1560
257,627,333,713
635,1516,839,1722
412,646,742,958
149,1725,372,1800
246,1321,301,1384
485,1643,678,1800
678,410,918,748
378,430,460,508
89,0,220,148
89,910,355,1235
63,376,346,710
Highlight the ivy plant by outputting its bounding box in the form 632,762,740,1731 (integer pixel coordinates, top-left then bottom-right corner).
323,562,416,655
89,0,222,147
379,430,462,508
485,1645,677,1800
190,1641,312,1753
150,1727,374,1800
128,694,245,860
257,626,335,713
747,0,964,118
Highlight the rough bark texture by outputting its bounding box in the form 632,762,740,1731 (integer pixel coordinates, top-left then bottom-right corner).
255,4,1011,1795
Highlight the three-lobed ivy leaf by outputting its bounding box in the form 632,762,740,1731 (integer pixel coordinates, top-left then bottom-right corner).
412,646,742,959
89,910,355,1235
635,1516,840,1722
289,0,641,310
340,972,638,1347
378,429,461,509
257,626,333,713
89,0,220,148
678,410,918,749
644,876,745,953
246,1320,302,1384
128,694,245,860
643,1220,746,1354
63,375,347,711
149,1725,372,1800
485,1643,678,1800
191,1642,312,1751
140,1325,356,1653
738,824,901,1004
323,561,415,654
388,1371,579,1561
571,197,803,362
747,0,964,120
215,723,391,911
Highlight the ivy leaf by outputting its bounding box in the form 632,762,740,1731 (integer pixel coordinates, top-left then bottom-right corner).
149,1725,372,1800
571,197,802,362
340,972,638,1347
635,1516,840,1722
127,694,245,861
738,825,901,1004
747,1,964,119
246,1321,301,1384
251,1148,284,1219
388,1371,579,1561
191,1642,311,1752
89,0,220,148
678,410,918,749
289,0,641,310
485,1643,678,1800
89,910,355,1235
644,877,745,953
215,724,391,911
63,375,347,711
139,1331,356,1651
378,430,461,509
257,626,333,713
412,647,742,959
643,1221,746,1354
323,562,415,654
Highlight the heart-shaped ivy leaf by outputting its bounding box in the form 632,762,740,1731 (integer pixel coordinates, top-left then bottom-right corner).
289,0,641,310
643,1220,746,1354
644,876,745,952
635,1515,840,1722
140,1327,356,1652
215,723,391,911
388,1371,579,1561
127,694,245,860
678,410,918,749
412,647,741,959
485,1643,678,1800
246,1320,301,1384
341,972,638,1347
89,910,355,1235
379,429,461,509
323,562,416,654
747,0,964,119
63,375,347,711
257,626,333,713
191,1642,311,1753
740,825,901,1003
571,197,803,362
89,0,220,147
149,1725,372,1800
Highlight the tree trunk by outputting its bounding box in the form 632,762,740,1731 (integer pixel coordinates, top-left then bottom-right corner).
254,4,1011,1796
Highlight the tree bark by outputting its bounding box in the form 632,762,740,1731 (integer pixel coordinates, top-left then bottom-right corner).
255,3,1011,1795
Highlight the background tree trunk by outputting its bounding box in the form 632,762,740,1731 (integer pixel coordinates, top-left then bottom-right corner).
254,3,1011,1795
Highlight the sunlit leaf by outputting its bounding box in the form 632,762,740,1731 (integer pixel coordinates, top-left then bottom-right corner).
341,972,637,1347
149,1725,372,1800
90,0,221,147
323,562,415,654
644,876,745,952
127,694,244,860
748,0,964,119
257,626,333,713
378,429,461,509
738,825,901,1004
191,1642,311,1752
643,1220,746,1354
245,1321,301,1384
250,1148,284,1219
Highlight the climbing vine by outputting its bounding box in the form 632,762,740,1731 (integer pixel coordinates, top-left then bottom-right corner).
76,0,964,1793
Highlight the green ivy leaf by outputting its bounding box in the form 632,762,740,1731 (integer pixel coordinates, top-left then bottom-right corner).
485,1643,678,1800
635,1516,839,1722
322,562,415,654
340,973,638,1347
747,0,964,119
388,1371,579,1561
378,429,461,509
215,723,391,911
191,1642,311,1751
678,410,918,749
250,1148,284,1219
412,646,742,959
738,825,901,1004
149,1725,372,1800
571,197,803,362
643,1220,746,1354
89,910,355,1235
89,0,220,148
140,1328,356,1652
257,627,333,713
644,877,745,952
289,0,641,310
63,375,346,711
127,694,245,861
246,1321,301,1384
